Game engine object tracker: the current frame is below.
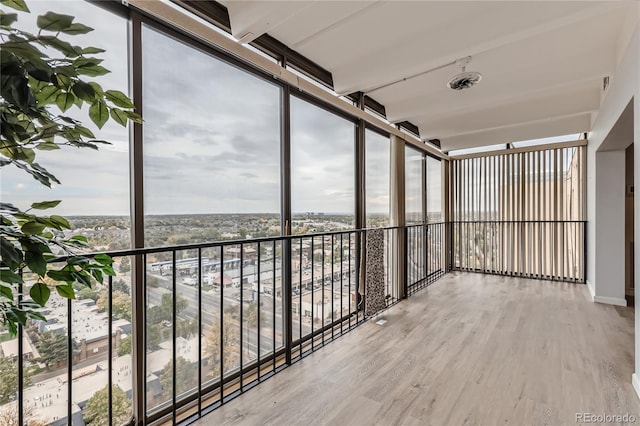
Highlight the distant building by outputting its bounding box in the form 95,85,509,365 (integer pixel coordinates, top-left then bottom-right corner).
226,247,257,260
213,275,233,287
0,335,40,361
76,328,123,362
291,289,352,321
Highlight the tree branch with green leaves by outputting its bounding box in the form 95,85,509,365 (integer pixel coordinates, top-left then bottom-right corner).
0,0,141,335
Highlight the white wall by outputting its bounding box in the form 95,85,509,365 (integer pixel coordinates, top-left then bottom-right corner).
588,33,639,299
586,5,640,395
593,150,627,303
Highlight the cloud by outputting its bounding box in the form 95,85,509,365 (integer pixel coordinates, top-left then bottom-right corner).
5,2,403,218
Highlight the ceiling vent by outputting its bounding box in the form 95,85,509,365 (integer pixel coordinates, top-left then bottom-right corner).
447,56,482,91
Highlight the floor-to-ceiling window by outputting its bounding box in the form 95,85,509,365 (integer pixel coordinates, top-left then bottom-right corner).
290,96,355,233
426,156,442,223
365,129,390,228
405,146,425,288
0,2,133,424
142,26,282,246
405,146,424,224
425,156,444,277
289,95,358,344
141,25,283,412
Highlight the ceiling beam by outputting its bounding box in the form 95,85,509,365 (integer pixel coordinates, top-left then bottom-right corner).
439,113,591,151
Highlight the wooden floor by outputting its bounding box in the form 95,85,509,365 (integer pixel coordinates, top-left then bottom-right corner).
195,272,639,426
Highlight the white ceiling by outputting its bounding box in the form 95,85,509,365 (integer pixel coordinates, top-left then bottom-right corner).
219,0,638,151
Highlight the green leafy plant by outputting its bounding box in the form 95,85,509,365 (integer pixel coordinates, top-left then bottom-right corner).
84,384,131,425
0,355,31,404
0,0,141,335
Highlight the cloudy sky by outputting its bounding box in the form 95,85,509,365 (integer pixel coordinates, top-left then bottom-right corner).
142,25,283,215
1,1,439,218
1,1,130,215
405,146,423,220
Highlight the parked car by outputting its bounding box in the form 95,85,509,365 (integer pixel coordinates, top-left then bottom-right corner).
183,277,197,286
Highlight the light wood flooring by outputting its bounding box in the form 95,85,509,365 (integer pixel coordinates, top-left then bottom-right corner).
195,272,639,426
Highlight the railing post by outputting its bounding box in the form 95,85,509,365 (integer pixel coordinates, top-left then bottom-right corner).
583,220,588,283
356,231,364,317
403,226,408,298
446,222,452,272
129,11,145,426
131,254,146,424
281,82,293,365
283,238,293,365
17,276,23,426
425,223,429,281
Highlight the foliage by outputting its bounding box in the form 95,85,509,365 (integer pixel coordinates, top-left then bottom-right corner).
176,318,197,339
0,403,45,426
245,301,260,328
238,227,248,239
97,290,131,321
76,285,99,301
145,293,189,350
146,324,161,351
0,0,141,335
0,356,31,404
117,333,130,356
118,256,130,273
224,304,239,318
32,330,67,370
159,356,198,398
113,278,129,294
83,384,131,425
203,314,240,378
147,293,188,325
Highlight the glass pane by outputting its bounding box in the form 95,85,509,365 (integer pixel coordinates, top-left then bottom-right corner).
145,250,174,413
365,130,390,228
511,133,581,148
0,2,131,425
448,143,506,156
291,97,355,233
405,146,424,224
405,146,425,287
174,249,199,402
427,157,442,222
0,4,131,248
142,25,282,246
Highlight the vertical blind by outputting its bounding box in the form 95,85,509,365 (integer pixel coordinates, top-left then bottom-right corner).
450,143,586,282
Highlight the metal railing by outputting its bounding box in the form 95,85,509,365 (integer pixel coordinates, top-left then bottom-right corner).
452,220,586,283
9,225,446,426
405,223,447,296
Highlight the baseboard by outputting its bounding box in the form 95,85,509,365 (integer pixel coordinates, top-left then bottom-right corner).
633,373,640,401
593,295,628,306
586,281,628,306
586,280,596,300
